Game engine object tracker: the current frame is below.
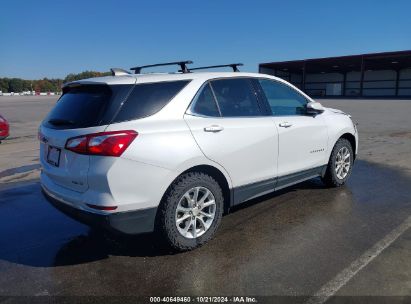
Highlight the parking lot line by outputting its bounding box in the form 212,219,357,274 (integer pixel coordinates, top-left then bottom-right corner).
305,214,411,304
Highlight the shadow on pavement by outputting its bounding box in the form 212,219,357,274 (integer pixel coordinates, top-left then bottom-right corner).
0,160,410,272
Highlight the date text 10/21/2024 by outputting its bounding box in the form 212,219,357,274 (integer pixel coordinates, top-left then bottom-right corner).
149,296,258,303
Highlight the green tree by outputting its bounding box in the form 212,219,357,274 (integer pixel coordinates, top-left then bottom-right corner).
0,70,111,94
63,70,110,83
0,78,9,92
8,78,24,92
22,80,32,91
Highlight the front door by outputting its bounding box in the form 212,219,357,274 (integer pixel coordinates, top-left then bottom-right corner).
256,78,328,178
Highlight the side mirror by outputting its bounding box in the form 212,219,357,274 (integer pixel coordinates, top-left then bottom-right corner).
306,101,324,115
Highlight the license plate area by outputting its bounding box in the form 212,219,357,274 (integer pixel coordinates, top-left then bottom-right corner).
47,146,61,167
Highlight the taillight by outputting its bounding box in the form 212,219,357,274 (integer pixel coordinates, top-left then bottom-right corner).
65,130,138,157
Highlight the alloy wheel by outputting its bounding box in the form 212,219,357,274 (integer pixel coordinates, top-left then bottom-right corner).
175,186,216,239
335,146,351,179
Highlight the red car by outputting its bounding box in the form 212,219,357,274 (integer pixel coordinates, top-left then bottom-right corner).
0,114,9,141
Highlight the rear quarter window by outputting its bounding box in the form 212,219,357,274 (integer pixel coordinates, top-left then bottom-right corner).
112,80,190,122
190,83,220,117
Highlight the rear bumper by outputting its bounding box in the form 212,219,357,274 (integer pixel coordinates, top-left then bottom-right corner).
42,186,157,235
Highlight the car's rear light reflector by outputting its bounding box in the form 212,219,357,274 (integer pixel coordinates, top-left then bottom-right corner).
86,204,118,211
65,130,138,157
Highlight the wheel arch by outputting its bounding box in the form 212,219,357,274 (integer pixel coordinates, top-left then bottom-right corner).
158,164,232,219
327,131,357,163
339,133,357,160
180,165,231,214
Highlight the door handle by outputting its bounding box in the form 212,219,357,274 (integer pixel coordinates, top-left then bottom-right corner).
279,122,292,128
204,125,224,133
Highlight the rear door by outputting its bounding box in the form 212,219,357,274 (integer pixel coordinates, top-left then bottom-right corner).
184,78,278,204
40,84,132,192
256,78,328,178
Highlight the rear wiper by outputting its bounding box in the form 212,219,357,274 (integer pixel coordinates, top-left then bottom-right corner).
48,118,76,125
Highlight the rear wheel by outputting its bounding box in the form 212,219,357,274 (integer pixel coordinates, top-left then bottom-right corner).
322,138,354,187
157,172,224,251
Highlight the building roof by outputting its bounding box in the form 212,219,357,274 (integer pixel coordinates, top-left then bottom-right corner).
259,50,411,74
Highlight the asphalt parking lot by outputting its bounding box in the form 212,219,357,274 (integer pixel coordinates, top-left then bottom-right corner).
0,96,410,303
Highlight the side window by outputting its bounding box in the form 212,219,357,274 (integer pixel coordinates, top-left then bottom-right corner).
191,83,220,117
113,80,189,122
258,79,308,116
210,78,262,117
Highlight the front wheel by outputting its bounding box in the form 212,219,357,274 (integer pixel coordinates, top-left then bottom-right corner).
322,138,354,187
157,172,224,251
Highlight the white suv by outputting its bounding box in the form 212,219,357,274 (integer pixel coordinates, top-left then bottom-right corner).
39,61,358,250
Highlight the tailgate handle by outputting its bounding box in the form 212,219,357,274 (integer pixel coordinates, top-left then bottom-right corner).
204,125,224,133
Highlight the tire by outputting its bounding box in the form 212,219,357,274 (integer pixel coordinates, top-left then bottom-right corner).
322,138,354,187
157,172,224,251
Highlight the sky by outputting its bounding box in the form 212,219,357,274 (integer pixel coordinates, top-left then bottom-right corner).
1,0,410,79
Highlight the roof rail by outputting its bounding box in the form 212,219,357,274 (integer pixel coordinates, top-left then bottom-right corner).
130,60,193,74
187,63,244,72
110,68,131,76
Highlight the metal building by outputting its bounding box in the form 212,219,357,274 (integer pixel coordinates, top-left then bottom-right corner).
259,50,411,98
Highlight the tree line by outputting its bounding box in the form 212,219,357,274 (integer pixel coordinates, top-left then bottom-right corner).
0,71,111,93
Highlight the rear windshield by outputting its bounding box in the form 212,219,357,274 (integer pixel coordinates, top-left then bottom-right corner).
44,85,114,129
112,80,190,123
